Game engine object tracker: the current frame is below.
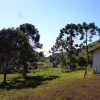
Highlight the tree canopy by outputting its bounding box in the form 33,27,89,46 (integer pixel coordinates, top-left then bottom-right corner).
0,23,42,84
51,22,100,71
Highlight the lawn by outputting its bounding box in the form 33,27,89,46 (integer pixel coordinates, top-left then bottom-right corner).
0,68,100,100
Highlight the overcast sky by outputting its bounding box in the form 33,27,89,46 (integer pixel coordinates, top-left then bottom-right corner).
0,0,100,54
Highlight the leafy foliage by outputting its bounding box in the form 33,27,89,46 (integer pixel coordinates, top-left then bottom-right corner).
0,23,42,84
51,22,100,71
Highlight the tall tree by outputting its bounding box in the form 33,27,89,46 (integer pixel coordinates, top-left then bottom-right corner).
0,23,42,84
18,23,42,77
77,22,99,77
52,22,100,73
0,28,27,84
51,24,79,70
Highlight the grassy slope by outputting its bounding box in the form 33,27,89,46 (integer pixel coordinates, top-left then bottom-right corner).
0,68,100,100
88,39,100,51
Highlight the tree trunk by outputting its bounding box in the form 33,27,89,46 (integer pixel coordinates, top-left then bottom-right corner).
4,69,7,84
84,31,89,78
69,35,72,70
3,56,8,84
23,63,28,78
69,53,72,69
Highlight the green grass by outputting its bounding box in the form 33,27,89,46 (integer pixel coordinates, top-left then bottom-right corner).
0,68,100,100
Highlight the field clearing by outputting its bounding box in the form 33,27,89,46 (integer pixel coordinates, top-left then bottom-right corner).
0,68,100,100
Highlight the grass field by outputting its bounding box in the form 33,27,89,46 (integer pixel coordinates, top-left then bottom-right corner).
0,68,100,100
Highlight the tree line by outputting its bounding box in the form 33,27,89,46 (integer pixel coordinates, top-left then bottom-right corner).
50,22,100,77
0,22,100,85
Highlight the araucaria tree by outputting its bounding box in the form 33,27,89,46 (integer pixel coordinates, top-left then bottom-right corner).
76,22,99,77
52,24,80,70
18,23,42,77
0,28,27,84
52,22,100,73
0,23,42,84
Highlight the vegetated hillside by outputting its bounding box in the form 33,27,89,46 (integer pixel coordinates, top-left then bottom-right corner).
78,39,100,59
88,39,100,51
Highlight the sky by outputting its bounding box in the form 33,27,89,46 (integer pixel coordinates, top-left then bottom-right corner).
0,0,100,55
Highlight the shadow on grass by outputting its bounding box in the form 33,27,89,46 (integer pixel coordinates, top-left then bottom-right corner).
77,68,85,70
0,75,59,90
61,69,73,73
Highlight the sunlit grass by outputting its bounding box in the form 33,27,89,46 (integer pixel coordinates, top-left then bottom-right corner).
0,68,100,100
